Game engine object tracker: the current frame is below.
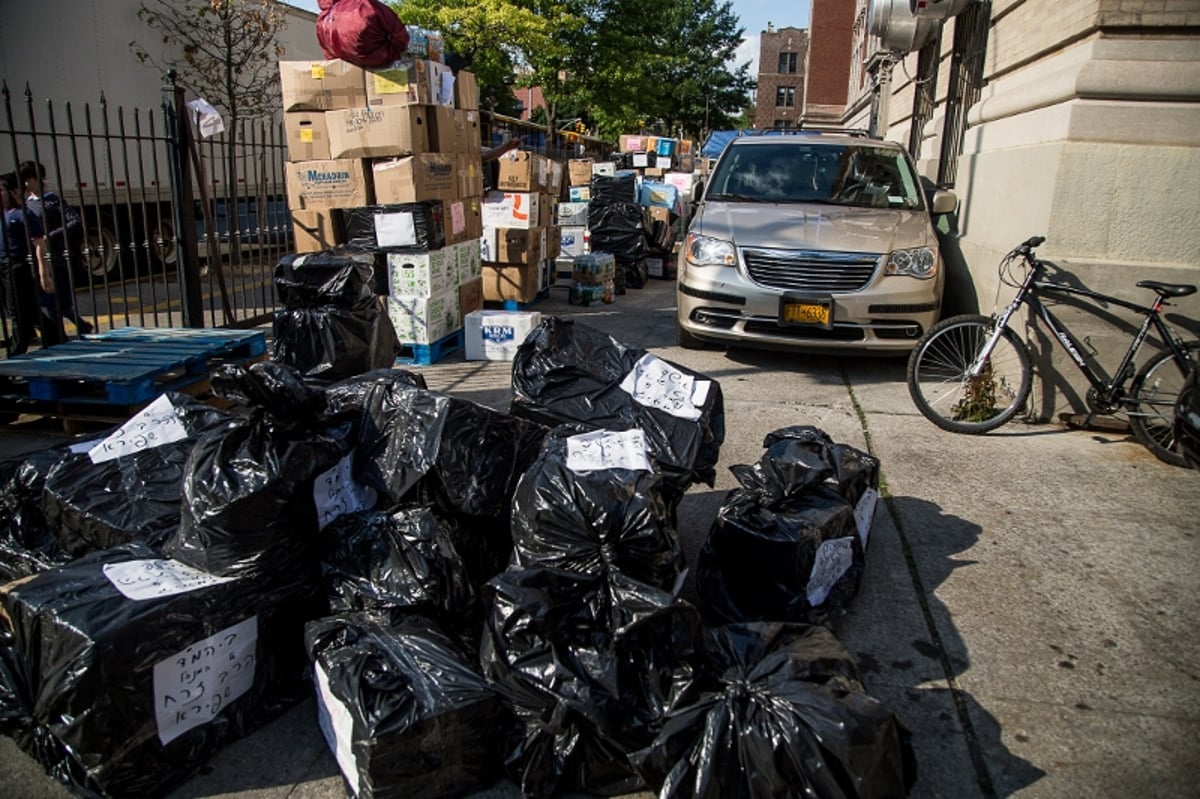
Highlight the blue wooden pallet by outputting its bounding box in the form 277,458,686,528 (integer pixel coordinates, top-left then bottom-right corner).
395,329,465,367
0,328,267,406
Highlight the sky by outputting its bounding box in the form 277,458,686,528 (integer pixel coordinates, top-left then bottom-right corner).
282,0,811,75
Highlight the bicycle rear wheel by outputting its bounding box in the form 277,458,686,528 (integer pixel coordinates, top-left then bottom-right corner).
907,314,1032,434
1128,340,1200,467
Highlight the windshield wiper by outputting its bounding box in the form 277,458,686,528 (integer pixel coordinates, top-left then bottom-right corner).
708,193,767,202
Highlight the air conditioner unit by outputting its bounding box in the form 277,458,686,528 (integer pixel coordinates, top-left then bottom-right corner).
908,0,975,20
869,0,937,54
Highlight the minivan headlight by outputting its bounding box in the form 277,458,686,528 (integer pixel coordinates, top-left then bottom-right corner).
885,247,937,279
686,233,737,267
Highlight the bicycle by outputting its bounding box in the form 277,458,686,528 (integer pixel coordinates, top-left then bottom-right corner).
906,236,1200,466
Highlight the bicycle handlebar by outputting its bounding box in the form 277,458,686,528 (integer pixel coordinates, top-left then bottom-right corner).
1012,236,1046,258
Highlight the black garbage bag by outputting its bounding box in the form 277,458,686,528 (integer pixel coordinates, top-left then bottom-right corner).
696,426,880,625
165,362,355,579
275,248,385,309
589,173,638,204
510,317,725,507
41,393,236,558
272,302,399,382
1,543,321,798
336,203,446,252
480,567,702,799
0,444,78,581
319,506,478,637
510,425,684,590
619,257,649,290
306,612,508,799
630,622,916,799
588,202,648,262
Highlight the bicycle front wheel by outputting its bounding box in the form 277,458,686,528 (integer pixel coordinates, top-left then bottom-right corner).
1128,340,1200,467
907,314,1032,434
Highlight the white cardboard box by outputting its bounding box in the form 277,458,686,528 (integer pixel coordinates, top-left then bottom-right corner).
387,288,461,344
480,191,540,229
560,225,587,258
464,310,542,361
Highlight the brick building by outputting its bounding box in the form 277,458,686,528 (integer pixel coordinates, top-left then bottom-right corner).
800,0,856,126
753,25,808,129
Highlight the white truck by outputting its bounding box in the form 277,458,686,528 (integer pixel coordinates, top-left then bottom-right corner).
0,0,324,280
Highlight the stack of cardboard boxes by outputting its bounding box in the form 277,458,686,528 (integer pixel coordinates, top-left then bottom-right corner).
279,55,486,356
480,152,564,304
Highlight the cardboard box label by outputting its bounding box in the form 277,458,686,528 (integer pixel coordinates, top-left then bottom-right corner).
481,191,539,229
286,159,372,211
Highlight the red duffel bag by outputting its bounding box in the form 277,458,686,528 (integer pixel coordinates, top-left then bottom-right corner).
316,0,410,68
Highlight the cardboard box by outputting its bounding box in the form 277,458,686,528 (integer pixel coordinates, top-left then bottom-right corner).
544,225,561,259
664,171,697,201
495,151,546,192
339,202,445,250
568,186,590,202
290,209,339,253
555,201,589,225
365,58,453,107
442,197,483,245
284,112,331,161
280,60,366,111
459,275,483,316
488,227,545,265
459,110,481,155
454,70,479,110
567,159,593,187
372,154,456,204
648,205,671,226
481,263,541,304
591,161,616,178
428,106,475,154
481,191,539,229
285,159,372,212
386,248,459,297
454,238,482,281
643,167,665,177
326,106,428,159
464,310,542,361
619,134,645,153
457,154,485,198
546,160,564,195
387,288,461,344
560,225,587,258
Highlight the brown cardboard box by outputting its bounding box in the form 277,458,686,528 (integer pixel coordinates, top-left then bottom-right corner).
285,159,372,211
443,197,483,245
567,159,593,187
544,224,562,259
495,151,545,192
482,263,541,303
546,159,564,195
365,59,452,107
326,106,428,159
644,167,665,177
429,106,464,154
481,191,540,229
459,275,483,316
373,154,457,203
284,112,331,161
290,209,339,252
458,110,481,155
454,70,479,110
457,155,485,198
648,206,670,225
619,134,646,153
280,60,366,111
492,227,545,264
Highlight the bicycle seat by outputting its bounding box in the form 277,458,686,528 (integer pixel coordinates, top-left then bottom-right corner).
1137,280,1196,298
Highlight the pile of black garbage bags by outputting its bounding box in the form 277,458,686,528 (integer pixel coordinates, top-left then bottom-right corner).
0,316,912,799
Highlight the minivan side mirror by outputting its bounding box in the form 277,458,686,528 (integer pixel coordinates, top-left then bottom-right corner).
930,189,957,215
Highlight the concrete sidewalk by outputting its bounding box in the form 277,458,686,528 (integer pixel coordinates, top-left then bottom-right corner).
1,276,1196,798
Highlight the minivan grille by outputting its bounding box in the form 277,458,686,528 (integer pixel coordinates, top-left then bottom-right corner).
743,248,880,292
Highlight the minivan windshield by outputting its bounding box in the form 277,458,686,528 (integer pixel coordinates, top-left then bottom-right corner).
705,141,925,210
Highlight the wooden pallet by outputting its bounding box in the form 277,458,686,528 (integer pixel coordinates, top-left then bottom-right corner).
395,329,465,367
0,328,267,416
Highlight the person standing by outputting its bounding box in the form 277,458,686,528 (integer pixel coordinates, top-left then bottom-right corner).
1,172,63,355
19,161,92,335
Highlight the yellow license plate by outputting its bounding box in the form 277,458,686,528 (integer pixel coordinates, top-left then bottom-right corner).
782,301,830,326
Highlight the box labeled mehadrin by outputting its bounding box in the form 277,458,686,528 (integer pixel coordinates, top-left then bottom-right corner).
372,154,456,204
387,287,462,344
280,59,367,111
481,191,539,229
465,310,542,361
284,112,331,161
285,159,372,212
326,106,428,159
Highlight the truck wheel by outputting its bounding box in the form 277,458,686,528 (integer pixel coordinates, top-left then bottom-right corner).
149,219,177,270
83,223,120,282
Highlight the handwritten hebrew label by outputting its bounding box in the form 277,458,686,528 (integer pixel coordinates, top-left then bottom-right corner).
806,537,855,607
153,616,257,745
566,429,651,473
315,662,361,796
88,394,189,464
314,454,378,530
104,559,235,601
619,353,710,421
855,488,879,549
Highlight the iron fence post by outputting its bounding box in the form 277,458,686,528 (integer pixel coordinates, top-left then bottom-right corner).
164,73,203,327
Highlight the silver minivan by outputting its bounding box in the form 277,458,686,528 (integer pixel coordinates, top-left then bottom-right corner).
676,133,957,353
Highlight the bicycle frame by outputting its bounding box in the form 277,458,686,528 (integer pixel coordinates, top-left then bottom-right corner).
970,255,1189,405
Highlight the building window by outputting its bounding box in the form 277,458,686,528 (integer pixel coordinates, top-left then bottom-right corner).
775,86,796,108
778,52,798,74
774,120,795,129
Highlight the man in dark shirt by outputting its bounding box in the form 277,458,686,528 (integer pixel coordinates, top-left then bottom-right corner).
1,172,62,355
19,161,92,335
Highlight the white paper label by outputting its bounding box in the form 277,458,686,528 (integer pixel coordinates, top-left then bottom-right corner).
374,211,418,248
315,662,361,797
439,72,456,106
806,537,855,607
566,429,652,473
855,487,879,549
88,394,190,463
153,616,257,745
619,353,710,421
314,454,378,530
103,558,235,600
